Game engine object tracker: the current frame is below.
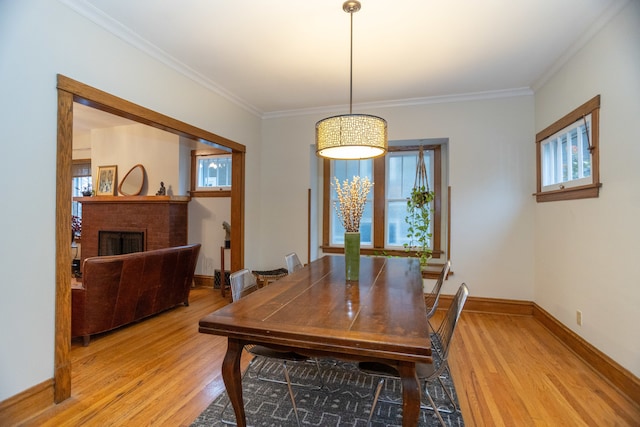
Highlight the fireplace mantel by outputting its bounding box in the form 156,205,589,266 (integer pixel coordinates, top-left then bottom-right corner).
74,195,190,204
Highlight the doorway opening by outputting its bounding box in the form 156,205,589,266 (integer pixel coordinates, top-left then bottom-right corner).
55,74,246,403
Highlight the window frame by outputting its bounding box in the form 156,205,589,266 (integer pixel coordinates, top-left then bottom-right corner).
535,95,601,202
190,149,232,197
322,144,443,259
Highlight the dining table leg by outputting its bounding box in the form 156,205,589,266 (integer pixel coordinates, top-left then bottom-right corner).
397,361,421,426
221,338,246,426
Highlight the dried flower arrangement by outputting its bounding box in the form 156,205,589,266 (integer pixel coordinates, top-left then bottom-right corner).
332,176,373,233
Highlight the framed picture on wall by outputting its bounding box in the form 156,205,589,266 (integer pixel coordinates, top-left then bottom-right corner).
96,165,117,196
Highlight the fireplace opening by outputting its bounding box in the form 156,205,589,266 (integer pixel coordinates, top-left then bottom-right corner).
99,231,145,256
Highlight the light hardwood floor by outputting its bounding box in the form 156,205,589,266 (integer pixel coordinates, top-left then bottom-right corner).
18,286,639,426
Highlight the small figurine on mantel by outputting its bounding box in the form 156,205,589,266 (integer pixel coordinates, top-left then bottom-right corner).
156,182,166,196
222,221,231,248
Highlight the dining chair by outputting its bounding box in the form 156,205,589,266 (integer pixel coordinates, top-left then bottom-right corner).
357,282,469,427
285,252,303,273
425,260,451,326
232,269,324,386
224,269,322,425
223,269,301,424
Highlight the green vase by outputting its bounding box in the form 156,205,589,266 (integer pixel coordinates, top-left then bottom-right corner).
344,232,360,282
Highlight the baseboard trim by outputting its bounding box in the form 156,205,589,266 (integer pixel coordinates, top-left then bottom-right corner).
436,294,534,316
433,294,639,404
532,303,640,404
0,378,54,425
193,274,214,288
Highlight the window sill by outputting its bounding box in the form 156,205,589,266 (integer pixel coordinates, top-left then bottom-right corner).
321,246,444,259
534,183,601,203
320,246,450,279
189,190,231,198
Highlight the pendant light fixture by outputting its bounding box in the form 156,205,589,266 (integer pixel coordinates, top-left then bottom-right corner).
315,1,388,160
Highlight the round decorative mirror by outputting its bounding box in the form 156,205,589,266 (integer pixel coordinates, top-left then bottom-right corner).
118,164,146,196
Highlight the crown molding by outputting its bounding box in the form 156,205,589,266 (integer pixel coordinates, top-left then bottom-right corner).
262,87,534,120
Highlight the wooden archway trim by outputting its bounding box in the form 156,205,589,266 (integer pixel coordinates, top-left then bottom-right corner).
55,74,245,402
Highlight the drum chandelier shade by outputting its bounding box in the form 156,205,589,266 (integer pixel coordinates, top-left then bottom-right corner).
316,114,387,159
315,1,388,160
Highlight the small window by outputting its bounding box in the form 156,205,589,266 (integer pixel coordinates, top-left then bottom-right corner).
197,154,231,190
535,95,601,202
190,150,232,197
541,115,592,191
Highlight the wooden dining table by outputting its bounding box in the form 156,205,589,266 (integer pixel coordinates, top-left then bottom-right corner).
198,255,432,426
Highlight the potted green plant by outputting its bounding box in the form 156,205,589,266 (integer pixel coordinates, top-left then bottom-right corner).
404,147,434,268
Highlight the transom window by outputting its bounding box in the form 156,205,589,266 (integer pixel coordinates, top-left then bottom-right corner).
197,154,231,189
535,95,601,202
323,144,444,260
190,150,232,197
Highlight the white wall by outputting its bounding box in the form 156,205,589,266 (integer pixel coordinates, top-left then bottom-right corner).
188,197,233,276
72,132,91,160
260,95,536,299
534,0,640,377
91,124,180,196
0,0,261,401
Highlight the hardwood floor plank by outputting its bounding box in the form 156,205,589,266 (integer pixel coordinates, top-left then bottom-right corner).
443,311,639,426
14,287,639,426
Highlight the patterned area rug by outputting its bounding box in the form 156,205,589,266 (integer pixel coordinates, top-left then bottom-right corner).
191,352,464,427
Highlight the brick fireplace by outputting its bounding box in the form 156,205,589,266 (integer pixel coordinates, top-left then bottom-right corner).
77,196,189,265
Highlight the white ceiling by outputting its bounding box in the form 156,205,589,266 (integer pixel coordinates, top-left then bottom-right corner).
73,103,138,132
64,0,625,118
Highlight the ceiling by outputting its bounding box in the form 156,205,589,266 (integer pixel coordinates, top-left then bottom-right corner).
74,103,138,132
64,0,624,119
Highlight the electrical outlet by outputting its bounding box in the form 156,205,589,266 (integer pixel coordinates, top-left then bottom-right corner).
576,310,582,326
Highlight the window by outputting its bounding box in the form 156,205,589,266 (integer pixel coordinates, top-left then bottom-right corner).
190,150,232,197
385,151,434,248
541,116,592,189
197,154,231,189
330,159,374,245
323,144,444,260
535,95,601,202
72,160,92,217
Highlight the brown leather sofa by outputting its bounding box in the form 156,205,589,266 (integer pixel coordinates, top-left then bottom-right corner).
72,244,201,345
